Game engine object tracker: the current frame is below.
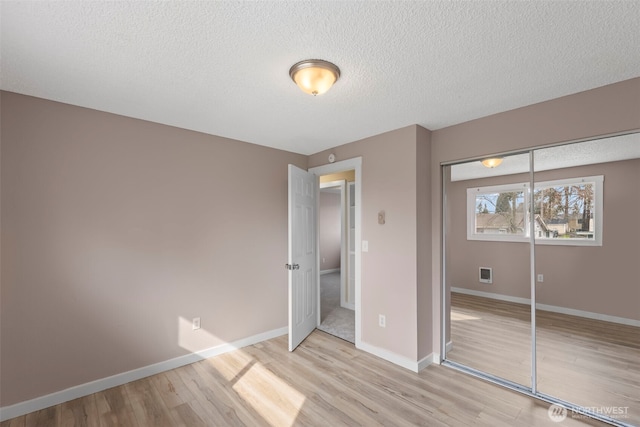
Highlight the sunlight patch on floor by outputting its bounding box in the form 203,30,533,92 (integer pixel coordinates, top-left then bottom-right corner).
232,361,306,426
451,311,481,321
177,317,306,426
212,352,306,426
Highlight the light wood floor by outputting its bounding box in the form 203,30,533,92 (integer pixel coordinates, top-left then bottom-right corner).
2,329,609,427
448,292,640,426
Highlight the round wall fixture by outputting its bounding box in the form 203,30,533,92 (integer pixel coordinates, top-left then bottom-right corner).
328,153,336,163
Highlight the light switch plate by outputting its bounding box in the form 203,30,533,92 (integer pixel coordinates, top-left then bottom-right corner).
362,240,369,252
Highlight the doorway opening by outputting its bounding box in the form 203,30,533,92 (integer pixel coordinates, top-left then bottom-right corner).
318,175,354,342
310,157,362,347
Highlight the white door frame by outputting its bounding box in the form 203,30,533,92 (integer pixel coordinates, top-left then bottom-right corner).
310,157,362,347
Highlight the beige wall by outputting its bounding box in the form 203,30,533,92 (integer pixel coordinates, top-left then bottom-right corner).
416,126,432,358
447,159,640,320
0,91,307,406
309,125,432,362
319,191,341,271
2,77,638,409
431,77,640,352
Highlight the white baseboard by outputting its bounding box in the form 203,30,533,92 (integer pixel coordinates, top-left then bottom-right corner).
357,341,432,373
340,301,355,310
451,287,530,305
417,354,434,371
0,327,288,422
320,268,340,275
431,353,441,365
451,287,640,327
428,342,452,365
535,303,640,327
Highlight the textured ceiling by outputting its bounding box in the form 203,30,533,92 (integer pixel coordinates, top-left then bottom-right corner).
2,1,639,155
451,132,640,181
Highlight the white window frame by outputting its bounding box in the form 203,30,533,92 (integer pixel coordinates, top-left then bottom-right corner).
467,175,604,246
533,175,603,247
467,182,530,243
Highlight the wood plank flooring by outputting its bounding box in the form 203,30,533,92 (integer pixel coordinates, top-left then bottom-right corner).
2,329,610,427
448,292,640,426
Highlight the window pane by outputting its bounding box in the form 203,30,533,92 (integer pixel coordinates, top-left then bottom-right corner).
474,191,526,236
534,183,595,240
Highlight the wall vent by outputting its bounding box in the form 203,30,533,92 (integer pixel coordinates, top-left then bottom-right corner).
479,267,493,284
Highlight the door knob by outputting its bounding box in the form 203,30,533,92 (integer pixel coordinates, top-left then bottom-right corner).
285,263,300,270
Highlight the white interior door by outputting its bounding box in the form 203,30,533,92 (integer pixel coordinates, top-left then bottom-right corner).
288,164,318,351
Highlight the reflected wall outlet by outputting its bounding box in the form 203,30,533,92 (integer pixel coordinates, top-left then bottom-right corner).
537,274,544,283
192,317,201,330
379,314,386,328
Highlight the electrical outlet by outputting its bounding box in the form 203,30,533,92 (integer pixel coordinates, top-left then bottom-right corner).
192,317,201,330
379,314,386,328
537,274,544,283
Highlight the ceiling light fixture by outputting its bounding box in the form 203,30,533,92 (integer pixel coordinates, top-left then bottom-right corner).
481,157,503,168
289,59,340,96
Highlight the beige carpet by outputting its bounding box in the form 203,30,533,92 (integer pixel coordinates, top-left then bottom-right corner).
317,272,355,343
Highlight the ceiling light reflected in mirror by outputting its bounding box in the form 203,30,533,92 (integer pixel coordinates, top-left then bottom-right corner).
481,157,503,168
451,132,640,182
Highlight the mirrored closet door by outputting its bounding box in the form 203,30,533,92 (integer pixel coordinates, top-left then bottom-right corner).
533,134,640,426
443,132,640,426
443,151,533,388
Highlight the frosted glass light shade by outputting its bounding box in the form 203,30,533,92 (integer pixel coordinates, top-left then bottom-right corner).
481,157,503,168
289,60,340,96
